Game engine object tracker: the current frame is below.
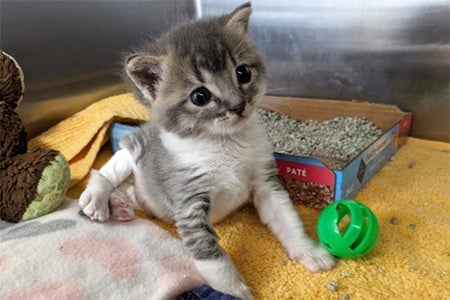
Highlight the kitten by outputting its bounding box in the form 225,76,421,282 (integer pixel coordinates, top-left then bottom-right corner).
79,3,334,299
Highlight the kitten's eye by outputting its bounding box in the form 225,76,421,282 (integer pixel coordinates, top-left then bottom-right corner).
236,64,252,84
190,87,211,106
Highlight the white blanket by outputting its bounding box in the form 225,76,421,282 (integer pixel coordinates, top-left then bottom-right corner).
0,199,206,300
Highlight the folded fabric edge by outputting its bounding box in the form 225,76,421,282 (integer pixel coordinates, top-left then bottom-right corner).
28,93,149,160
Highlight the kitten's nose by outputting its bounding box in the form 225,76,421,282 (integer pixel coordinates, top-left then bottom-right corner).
228,102,245,116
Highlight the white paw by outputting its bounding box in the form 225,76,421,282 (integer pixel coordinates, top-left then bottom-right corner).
82,200,110,222
194,257,254,300
292,242,335,273
109,196,136,221
79,170,114,222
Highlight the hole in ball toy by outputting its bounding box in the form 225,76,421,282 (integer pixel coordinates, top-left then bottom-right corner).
338,215,351,236
335,203,351,236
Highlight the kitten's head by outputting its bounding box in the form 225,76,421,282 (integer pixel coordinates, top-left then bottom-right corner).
124,2,266,137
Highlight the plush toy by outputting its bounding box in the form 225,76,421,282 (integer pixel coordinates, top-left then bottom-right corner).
0,51,70,222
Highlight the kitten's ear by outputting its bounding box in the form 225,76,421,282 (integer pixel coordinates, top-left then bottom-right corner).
226,2,252,35
125,54,163,105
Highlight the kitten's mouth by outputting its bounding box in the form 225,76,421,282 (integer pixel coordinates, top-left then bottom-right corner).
226,110,248,123
211,110,250,136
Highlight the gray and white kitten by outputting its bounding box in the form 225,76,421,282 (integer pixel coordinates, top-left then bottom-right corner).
79,3,334,299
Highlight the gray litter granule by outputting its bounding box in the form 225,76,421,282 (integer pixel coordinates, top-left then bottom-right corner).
327,281,339,292
342,272,352,278
390,217,399,224
257,109,383,167
341,294,350,300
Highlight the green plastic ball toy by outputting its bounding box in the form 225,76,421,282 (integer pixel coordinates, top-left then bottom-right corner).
317,199,379,259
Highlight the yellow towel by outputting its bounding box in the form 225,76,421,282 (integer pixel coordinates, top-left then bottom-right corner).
31,93,450,299
29,94,149,188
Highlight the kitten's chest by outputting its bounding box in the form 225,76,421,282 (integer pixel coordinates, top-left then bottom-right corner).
180,138,255,188
209,144,253,190
190,141,255,222
161,131,259,219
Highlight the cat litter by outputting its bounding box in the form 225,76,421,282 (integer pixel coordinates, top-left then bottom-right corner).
257,109,383,164
341,294,350,300
327,281,339,292
342,271,352,278
390,217,399,224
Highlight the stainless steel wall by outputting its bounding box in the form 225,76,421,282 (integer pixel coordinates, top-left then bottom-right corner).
1,0,195,137
201,0,450,142
1,0,449,141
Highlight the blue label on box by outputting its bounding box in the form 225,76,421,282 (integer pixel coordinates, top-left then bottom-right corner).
109,123,137,152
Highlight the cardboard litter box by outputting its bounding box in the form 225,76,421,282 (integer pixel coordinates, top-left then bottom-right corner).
259,96,412,209
109,96,412,209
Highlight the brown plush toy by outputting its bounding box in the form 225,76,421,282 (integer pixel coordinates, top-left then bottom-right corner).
0,51,70,222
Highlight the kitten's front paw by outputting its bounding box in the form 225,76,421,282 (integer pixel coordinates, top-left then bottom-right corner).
292,243,335,273
79,192,110,222
78,170,114,222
